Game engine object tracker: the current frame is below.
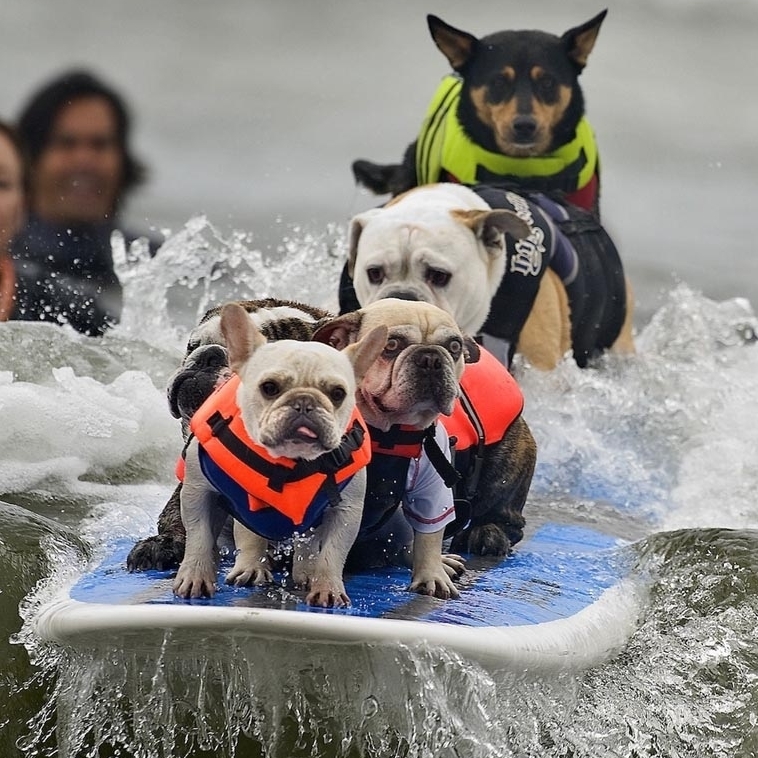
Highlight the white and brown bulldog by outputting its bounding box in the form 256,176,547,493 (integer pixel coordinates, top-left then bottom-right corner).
343,182,635,370
173,302,386,606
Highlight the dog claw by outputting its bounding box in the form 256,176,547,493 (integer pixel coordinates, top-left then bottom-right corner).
305,582,350,607
172,577,217,599
225,566,272,587
441,553,466,577
408,577,460,600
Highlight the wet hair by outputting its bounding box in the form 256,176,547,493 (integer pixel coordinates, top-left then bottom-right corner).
16,69,147,205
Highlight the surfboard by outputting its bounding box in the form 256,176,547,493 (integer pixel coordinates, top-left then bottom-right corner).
34,521,641,672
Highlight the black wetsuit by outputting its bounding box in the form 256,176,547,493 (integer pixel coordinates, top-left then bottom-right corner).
10,214,159,336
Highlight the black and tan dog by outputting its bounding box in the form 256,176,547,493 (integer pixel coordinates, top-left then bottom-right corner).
352,11,608,215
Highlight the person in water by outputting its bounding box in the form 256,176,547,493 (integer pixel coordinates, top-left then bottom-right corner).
10,69,159,336
0,122,25,321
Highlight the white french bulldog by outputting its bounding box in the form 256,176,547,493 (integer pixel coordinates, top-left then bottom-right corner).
173,301,386,607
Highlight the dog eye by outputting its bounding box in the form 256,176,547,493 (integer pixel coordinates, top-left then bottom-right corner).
534,74,558,100
426,268,451,287
329,386,347,405
366,266,384,284
448,339,463,359
488,73,514,101
384,338,402,356
260,380,280,398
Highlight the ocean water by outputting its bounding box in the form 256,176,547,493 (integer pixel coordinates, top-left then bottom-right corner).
1,1,757,757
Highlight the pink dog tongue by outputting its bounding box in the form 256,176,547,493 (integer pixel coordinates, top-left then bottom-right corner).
297,425,318,439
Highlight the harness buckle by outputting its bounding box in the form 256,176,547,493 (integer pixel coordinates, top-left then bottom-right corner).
322,422,364,471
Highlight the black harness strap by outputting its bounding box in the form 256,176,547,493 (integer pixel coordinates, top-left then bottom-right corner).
421,425,461,489
205,411,365,506
370,424,426,452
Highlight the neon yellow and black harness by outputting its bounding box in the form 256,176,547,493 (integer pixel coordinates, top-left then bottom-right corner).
415,75,599,209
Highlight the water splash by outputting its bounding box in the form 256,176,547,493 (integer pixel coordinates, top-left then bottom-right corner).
9,251,758,757
112,216,348,348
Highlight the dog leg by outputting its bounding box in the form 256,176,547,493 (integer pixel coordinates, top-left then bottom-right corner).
173,448,227,598
451,416,536,556
296,471,365,607
409,530,460,599
127,483,186,571
516,270,571,370
226,521,273,586
611,276,636,355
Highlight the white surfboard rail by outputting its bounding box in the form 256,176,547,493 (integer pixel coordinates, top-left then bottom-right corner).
34,578,642,673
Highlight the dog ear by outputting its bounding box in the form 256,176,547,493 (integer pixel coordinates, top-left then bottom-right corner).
343,325,388,381
562,9,607,69
451,208,531,256
311,311,364,351
462,335,481,364
347,209,382,277
220,302,267,374
427,15,478,71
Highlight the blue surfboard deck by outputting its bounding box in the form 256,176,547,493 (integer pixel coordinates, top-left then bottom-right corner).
34,522,642,671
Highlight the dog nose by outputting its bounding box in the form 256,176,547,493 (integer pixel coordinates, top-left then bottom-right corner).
512,115,537,141
414,348,444,372
382,290,420,302
195,345,228,370
292,393,316,414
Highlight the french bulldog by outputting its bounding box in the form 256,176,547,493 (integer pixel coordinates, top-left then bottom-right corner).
344,182,635,370
127,298,333,572
313,298,536,597
173,301,386,606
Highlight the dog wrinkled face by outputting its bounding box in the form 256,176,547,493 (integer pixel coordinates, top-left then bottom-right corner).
220,302,358,461
357,320,463,431
237,342,358,460
314,299,474,432
348,184,530,336
219,302,386,461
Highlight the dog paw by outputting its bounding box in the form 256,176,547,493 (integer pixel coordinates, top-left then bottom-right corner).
451,524,511,556
225,562,273,587
305,579,350,608
173,564,217,598
441,553,466,577
408,570,460,600
127,535,185,572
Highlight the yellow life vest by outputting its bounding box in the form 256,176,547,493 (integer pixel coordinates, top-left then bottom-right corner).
415,75,598,194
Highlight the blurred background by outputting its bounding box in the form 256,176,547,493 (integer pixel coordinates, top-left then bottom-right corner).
2,0,756,323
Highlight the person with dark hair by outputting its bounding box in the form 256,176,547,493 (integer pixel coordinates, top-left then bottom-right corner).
10,69,159,336
0,121,25,320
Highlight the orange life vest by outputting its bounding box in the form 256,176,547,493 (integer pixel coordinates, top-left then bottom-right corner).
186,375,371,540
444,346,524,450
